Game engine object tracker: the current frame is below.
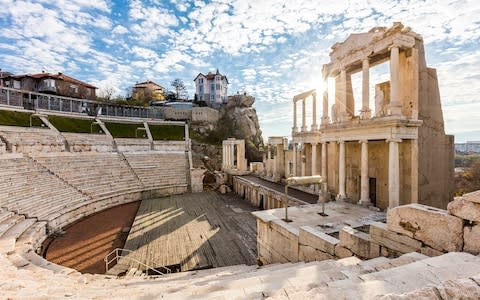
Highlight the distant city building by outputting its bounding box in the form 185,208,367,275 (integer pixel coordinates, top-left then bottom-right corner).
194,69,228,108
132,80,165,102
2,71,97,100
455,141,480,153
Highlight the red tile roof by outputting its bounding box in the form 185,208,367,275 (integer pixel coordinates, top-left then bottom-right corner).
13,72,97,89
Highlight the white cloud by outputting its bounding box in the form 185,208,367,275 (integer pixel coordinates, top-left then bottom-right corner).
112,25,129,34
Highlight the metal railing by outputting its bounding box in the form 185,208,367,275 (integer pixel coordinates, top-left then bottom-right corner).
0,86,165,119
104,248,171,276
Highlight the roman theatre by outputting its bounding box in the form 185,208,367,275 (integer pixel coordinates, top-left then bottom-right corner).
1,23,480,299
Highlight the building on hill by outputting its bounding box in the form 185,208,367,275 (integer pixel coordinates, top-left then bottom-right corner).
265,22,454,210
455,141,480,153
132,80,165,102
194,69,228,108
2,71,97,100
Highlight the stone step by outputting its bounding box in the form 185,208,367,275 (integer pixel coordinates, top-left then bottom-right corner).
15,221,47,253
0,218,36,254
0,214,26,238
0,210,14,223
285,252,480,299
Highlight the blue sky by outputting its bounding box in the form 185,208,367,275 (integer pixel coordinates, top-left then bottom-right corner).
0,0,479,142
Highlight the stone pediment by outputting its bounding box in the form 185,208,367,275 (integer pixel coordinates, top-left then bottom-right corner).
331,31,384,61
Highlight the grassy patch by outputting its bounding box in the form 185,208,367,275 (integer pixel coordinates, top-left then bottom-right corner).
0,110,44,127
149,124,185,141
105,122,147,138
48,115,101,133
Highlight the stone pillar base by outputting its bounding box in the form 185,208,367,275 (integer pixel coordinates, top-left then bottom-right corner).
360,110,371,119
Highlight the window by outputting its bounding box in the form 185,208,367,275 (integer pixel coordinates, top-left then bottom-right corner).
199,78,203,84
216,83,220,90
13,80,21,89
210,83,215,92
210,94,214,100
70,84,78,93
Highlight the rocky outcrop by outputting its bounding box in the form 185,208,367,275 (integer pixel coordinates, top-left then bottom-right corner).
221,94,264,162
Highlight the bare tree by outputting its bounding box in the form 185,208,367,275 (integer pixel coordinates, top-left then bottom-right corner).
171,78,188,100
99,86,116,101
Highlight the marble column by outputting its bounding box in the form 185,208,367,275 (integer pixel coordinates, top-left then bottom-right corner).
301,145,306,176
359,140,370,205
231,144,235,168
389,46,401,116
322,79,329,125
292,143,297,176
388,138,401,208
272,146,277,178
311,93,317,131
301,98,307,132
360,59,371,119
340,68,347,118
337,141,346,200
321,142,327,180
311,143,318,175
293,100,298,132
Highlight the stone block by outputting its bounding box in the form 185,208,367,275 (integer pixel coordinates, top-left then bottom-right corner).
370,222,422,254
420,246,444,257
387,204,463,252
464,224,480,255
299,244,335,262
447,197,480,222
334,245,353,258
339,226,379,259
462,190,480,204
299,226,338,255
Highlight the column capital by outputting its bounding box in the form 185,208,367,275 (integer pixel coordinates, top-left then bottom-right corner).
358,139,368,144
386,138,402,143
337,140,345,145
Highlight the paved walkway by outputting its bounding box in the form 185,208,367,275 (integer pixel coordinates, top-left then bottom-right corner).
242,176,319,204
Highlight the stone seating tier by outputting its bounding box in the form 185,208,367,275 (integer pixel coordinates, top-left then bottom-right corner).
123,152,188,189
0,127,65,153
0,157,90,225
33,153,144,200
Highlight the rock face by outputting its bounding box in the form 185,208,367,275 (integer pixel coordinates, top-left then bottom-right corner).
387,204,463,252
221,94,264,162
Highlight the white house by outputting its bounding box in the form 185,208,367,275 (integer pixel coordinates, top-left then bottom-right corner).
194,69,228,108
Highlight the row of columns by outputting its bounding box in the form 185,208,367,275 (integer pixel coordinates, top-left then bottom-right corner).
295,44,403,129
291,138,401,208
222,139,247,171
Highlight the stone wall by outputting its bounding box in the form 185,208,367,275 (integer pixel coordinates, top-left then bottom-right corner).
152,141,186,152
254,192,480,265
114,138,151,152
191,107,219,123
233,176,308,210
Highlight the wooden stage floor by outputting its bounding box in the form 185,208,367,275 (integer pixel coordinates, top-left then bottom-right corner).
113,192,258,274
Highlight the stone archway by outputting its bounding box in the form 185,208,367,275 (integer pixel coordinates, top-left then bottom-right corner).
203,171,217,191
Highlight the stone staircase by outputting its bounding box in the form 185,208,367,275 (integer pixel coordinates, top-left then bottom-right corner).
1,217,479,300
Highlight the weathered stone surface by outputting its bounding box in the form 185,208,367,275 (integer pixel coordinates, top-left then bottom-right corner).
387,204,463,252
299,226,338,255
420,246,444,257
334,245,353,258
462,190,480,204
299,244,335,262
447,197,480,222
370,222,422,254
436,278,480,300
339,226,379,259
464,224,480,255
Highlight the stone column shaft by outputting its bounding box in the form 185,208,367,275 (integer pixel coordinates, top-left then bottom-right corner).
389,46,401,116
361,59,371,119
311,143,318,175
338,141,346,200
359,140,370,205
321,142,327,180
301,144,305,176
292,143,297,176
388,139,401,208
340,69,347,117
293,100,298,132
301,98,307,132
311,93,317,131
322,79,329,125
